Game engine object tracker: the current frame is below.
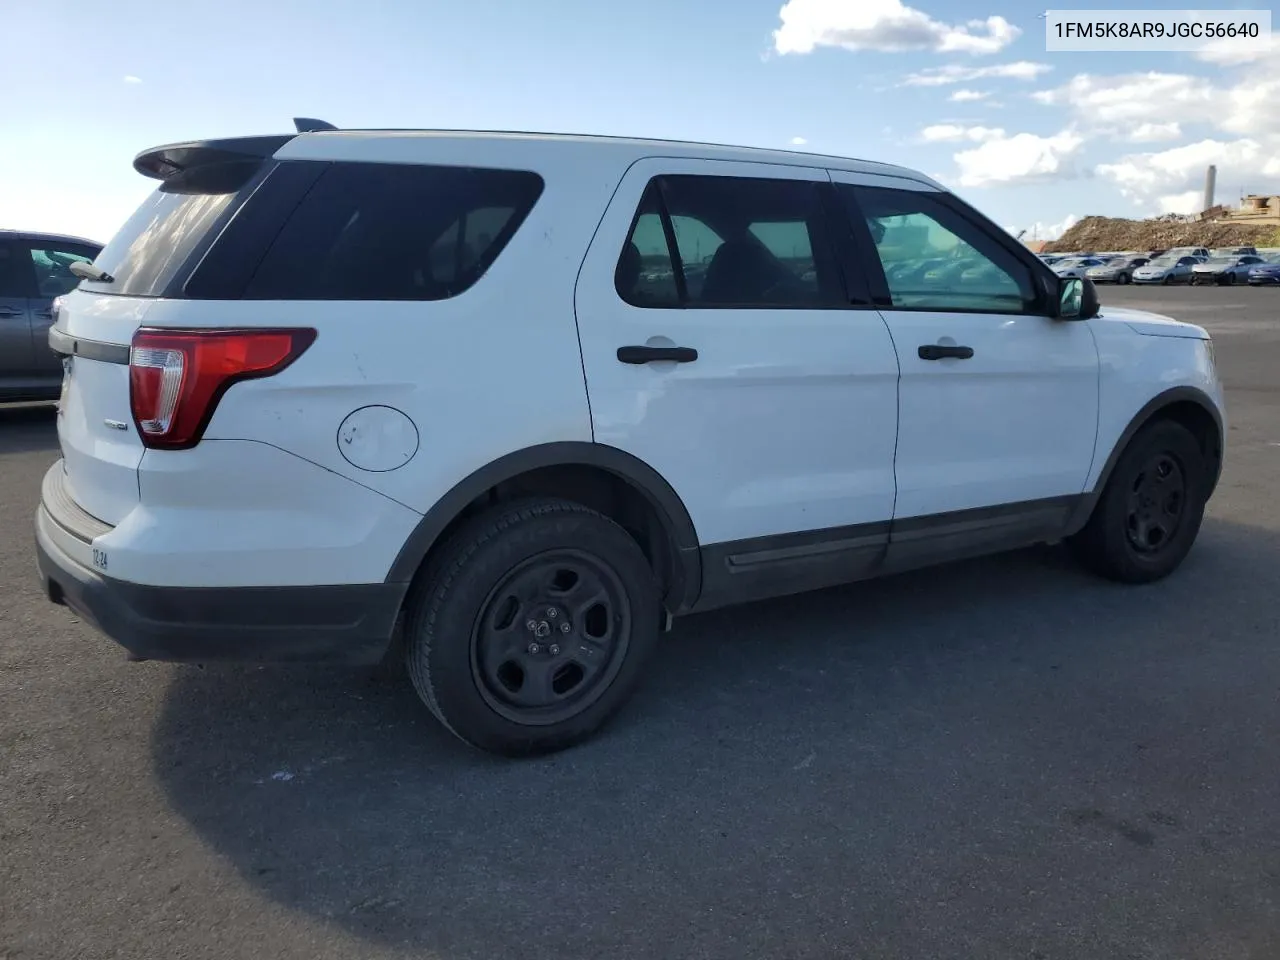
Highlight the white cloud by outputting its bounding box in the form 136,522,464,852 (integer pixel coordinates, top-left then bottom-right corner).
123,75,142,84
773,0,1019,56
1127,122,1182,143
1155,191,1206,215
920,124,1005,143
1195,36,1277,65
790,136,808,145
948,89,989,102
902,61,1050,87
1031,68,1280,138
954,129,1085,188
1031,72,1214,128
1011,213,1080,241
1096,137,1280,212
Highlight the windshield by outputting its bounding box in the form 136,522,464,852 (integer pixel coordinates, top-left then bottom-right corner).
1147,258,1176,267
1205,257,1236,266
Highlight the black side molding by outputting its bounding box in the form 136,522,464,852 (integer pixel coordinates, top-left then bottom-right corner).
48,326,130,365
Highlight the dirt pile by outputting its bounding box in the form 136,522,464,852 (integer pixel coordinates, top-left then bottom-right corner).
1043,214,1280,253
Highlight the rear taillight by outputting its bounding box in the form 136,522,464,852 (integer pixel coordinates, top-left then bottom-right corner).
129,327,316,449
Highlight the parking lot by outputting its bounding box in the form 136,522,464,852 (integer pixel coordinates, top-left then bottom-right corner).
2,285,1279,960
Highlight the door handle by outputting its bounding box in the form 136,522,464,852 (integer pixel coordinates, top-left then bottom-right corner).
918,344,974,361
33,310,53,321
0,307,22,318
617,345,699,364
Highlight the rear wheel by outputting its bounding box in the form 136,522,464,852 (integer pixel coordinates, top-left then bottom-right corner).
1226,272,1238,285
1118,272,1130,285
404,498,661,755
1070,420,1207,584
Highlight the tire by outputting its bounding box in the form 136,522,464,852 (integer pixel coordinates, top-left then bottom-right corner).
1070,420,1208,584
1161,274,1172,285
1118,273,1130,285
1227,272,1237,285
403,498,661,756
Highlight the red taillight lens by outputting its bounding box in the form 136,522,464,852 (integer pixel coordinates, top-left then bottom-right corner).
129,327,316,449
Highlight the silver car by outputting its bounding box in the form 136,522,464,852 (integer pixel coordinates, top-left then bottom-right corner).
1132,255,1200,285
1087,256,1150,284
1190,254,1265,285
1,230,102,402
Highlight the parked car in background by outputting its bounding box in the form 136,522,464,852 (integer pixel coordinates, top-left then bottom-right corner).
1,230,102,402
1133,255,1200,284
1247,256,1280,285
1165,246,1211,260
1087,256,1150,284
1190,254,1265,285
1211,246,1257,257
1053,257,1108,279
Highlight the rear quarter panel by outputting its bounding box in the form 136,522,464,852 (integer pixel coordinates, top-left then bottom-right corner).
161,141,630,515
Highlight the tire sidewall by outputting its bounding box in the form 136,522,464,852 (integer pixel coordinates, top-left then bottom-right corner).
407,503,661,755
1092,421,1208,581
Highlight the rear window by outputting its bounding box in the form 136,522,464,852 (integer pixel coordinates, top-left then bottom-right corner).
242,163,544,301
81,160,263,297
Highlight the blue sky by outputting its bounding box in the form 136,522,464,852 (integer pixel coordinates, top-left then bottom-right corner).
3,0,1275,244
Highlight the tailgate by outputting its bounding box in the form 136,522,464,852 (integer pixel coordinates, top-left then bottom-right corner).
51,291,153,525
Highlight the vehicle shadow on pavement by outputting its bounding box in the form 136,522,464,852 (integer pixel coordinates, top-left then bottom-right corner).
0,403,58,455
150,518,1280,959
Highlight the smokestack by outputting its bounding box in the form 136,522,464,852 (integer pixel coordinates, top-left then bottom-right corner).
1204,164,1217,211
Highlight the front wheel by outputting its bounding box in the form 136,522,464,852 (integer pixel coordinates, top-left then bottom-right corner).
1226,272,1238,285
1118,272,1131,285
1161,274,1172,285
1070,420,1208,583
404,499,662,755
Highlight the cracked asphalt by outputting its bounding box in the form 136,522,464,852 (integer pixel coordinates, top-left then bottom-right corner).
3,286,1280,960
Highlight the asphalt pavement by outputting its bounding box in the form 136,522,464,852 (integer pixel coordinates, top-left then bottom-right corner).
3,285,1280,960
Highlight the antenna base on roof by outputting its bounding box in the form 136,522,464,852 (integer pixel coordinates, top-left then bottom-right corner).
293,118,337,133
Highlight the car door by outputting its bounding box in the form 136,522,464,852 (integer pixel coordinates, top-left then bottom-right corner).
0,240,36,382
574,159,901,604
1236,255,1263,279
828,175,1099,560
23,241,99,375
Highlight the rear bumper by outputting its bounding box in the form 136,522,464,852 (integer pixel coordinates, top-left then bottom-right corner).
35,503,406,665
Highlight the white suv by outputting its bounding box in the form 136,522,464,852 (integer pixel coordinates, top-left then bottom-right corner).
35,122,1226,755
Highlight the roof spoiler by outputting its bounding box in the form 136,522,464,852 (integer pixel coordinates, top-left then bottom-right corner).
132,118,339,180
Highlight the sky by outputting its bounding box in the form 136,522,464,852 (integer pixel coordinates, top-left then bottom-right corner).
2,0,1276,244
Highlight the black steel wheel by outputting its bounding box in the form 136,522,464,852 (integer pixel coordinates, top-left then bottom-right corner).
1124,452,1186,555
1070,420,1208,583
471,550,632,726
404,498,661,755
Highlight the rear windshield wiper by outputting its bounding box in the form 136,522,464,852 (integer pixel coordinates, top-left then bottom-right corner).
69,261,115,283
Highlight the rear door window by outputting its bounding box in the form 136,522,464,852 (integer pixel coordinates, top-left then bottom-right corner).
614,174,844,308
243,163,545,301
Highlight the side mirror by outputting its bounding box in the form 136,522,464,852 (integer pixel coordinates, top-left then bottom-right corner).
1057,277,1100,320
1058,278,1083,318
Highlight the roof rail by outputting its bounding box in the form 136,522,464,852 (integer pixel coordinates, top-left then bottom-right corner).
293,117,338,133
